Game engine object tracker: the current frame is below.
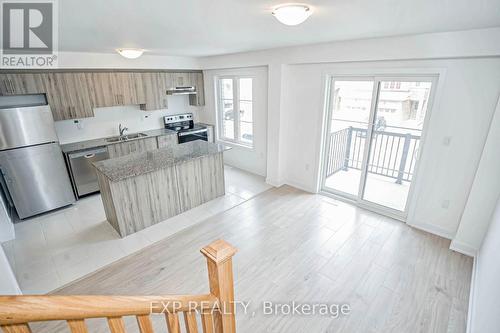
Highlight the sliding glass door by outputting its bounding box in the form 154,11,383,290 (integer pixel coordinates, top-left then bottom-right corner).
321,76,435,217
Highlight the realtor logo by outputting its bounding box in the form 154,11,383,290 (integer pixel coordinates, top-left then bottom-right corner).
1,0,58,67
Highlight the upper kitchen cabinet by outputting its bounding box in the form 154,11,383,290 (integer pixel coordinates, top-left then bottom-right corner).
110,72,146,106
0,73,45,95
85,72,115,107
170,71,205,106
140,72,170,111
86,72,147,108
170,72,190,88
43,73,94,121
1,69,204,118
188,72,205,106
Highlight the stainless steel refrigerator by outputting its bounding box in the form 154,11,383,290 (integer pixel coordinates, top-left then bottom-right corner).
0,94,75,219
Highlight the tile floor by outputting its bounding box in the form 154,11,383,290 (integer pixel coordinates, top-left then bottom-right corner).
1,165,272,294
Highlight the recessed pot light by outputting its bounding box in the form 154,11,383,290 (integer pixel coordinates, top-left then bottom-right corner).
272,4,312,26
117,48,144,59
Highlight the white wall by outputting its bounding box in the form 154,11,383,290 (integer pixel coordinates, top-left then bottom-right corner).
200,67,268,176
452,97,500,255
198,27,500,242
57,51,200,70
55,96,201,144
280,58,500,238
201,28,500,69
468,197,500,333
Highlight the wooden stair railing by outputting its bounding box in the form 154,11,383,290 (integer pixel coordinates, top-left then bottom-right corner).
0,239,238,333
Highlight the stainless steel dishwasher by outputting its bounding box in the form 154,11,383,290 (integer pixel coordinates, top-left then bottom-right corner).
68,147,109,198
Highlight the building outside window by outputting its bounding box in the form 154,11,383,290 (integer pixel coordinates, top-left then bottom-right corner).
216,76,254,147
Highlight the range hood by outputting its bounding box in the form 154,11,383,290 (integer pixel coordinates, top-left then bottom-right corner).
166,86,197,95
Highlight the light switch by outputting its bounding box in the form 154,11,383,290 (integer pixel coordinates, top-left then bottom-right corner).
442,136,452,146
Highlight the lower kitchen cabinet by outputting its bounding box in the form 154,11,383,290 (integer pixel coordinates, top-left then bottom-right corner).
107,137,158,158
157,134,178,148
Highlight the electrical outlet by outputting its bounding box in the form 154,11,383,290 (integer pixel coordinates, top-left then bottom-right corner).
74,119,84,130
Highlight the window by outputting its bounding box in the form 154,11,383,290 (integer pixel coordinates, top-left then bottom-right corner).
216,76,254,147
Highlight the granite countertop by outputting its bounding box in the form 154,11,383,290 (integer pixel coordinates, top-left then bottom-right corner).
93,140,230,182
60,128,177,153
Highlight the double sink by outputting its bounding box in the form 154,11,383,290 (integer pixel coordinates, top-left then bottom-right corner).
105,132,148,143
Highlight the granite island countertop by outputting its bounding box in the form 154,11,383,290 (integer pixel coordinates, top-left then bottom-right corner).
93,140,230,182
60,128,177,153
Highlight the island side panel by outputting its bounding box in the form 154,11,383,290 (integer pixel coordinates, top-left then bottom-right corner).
200,152,225,201
95,171,121,234
110,165,181,237
176,152,225,212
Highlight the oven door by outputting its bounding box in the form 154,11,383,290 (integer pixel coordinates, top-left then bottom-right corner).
178,129,208,143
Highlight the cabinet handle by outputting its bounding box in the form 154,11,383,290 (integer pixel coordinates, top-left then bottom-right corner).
84,153,95,159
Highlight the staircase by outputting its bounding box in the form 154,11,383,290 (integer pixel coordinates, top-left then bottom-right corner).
0,239,237,333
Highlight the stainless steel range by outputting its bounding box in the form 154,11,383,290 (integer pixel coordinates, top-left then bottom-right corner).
0,94,75,219
164,113,208,143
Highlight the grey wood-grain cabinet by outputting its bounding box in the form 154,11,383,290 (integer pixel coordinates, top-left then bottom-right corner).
0,73,44,95
44,73,94,120
107,137,158,159
157,134,178,148
140,72,170,111
0,70,205,121
95,148,225,237
188,72,205,106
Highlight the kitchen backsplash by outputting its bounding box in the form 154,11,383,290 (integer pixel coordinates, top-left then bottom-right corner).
54,95,201,144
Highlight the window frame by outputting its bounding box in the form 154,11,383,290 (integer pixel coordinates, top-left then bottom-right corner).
215,75,255,148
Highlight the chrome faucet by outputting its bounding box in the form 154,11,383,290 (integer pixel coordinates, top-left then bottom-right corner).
119,123,129,138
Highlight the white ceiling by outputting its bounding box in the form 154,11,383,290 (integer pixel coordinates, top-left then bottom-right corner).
60,0,500,57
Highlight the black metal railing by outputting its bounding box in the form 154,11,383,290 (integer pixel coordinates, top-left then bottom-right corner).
326,126,421,184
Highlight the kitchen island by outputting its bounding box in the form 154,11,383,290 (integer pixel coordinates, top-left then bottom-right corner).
93,141,227,237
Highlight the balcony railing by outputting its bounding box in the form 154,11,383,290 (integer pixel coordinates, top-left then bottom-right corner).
326,126,421,184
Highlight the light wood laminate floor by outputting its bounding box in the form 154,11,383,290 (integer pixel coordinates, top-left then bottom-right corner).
35,186,472,333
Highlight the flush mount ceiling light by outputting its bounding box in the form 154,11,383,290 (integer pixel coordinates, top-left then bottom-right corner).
117,48,144,59
272,4,312,26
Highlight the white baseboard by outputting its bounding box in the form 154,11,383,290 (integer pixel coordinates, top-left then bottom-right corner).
265,178,285,188
406,221,455,240
450,239,478,257
282,179,316,193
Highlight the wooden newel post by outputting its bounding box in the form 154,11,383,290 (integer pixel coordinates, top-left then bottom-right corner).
201,239,238,333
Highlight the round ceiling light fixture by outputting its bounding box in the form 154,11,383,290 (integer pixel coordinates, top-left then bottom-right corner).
117,48,144,59
272,4,312,26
